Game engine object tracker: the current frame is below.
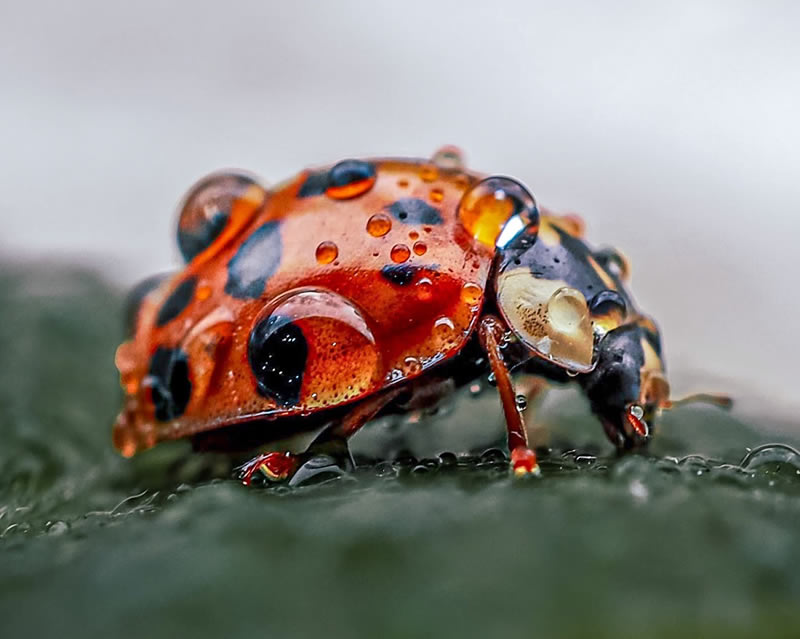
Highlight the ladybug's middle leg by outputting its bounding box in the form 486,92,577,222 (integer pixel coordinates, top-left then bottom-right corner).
478,315,541,477
239,389,402,487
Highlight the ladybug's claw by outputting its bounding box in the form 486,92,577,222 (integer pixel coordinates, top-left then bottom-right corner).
238,452,299,486
511,446,541,478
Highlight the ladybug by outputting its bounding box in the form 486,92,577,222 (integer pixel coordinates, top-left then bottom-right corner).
114,147,730,486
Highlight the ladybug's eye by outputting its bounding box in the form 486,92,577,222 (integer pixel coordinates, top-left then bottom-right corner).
594,248,631,282
177,171,267,263
457,176,539,249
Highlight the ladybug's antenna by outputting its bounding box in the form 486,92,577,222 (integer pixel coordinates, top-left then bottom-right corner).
662,393,733,411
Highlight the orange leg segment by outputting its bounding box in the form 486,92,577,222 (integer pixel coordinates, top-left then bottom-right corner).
478,315,541,477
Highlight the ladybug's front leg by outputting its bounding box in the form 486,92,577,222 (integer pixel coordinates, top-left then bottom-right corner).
478,315,541,477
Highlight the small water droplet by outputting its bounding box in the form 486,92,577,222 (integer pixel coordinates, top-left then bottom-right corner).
431,145,465,170
315,241,338,264
413,241,427,256
196,283,212,301
469,382,482,396
460,282,483,306
366,213,392,237
515,394,528,410
403,356,422,375
416,277,433,301
409,230,419,240
434,316,455,341
420,165,438,182
46,520,70,536
391,244,411,263
429,188,445,203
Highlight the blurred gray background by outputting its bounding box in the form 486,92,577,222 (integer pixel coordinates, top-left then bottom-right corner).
1,1,798,418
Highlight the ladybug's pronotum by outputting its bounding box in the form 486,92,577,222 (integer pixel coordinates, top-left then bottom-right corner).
114,147,730,485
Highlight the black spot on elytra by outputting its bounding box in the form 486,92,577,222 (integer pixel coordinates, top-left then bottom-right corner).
386,198,443,225
178,211,228,263
124,272,169,336
148,347,192,422
297,171,329,198
329,159,376,188
225,222,282,299
248,315,308,407
382,264,427,286
156,277,197,327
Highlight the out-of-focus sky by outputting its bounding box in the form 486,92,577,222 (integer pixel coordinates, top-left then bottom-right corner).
1,1,798,416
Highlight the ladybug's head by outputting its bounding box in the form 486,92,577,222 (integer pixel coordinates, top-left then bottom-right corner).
580,323,669,450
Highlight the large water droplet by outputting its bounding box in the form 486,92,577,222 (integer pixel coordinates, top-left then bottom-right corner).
177,171,266,263
457,176,538,248
547,287,589,333
326,159,377,200
249,288,381,408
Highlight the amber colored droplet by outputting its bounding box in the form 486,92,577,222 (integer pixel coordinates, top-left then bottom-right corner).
397,179,409,188
315,241,339,264
366,213,392,237
390,244,411,263
420,165,438,182
429,188,444,203
423,226,432,233
416,277,433,301
196,284,212,301
461,282,483,306
408,230,419,241
457,176,538,248
413,241,427,256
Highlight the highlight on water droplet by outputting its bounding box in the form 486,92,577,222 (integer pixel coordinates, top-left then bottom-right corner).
366,213,392,237
390,244,411,263
460,282,483,306
413,241,427,256
431,145,465,170
457,176,539,248
315,241,339,264
515,394,528,411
